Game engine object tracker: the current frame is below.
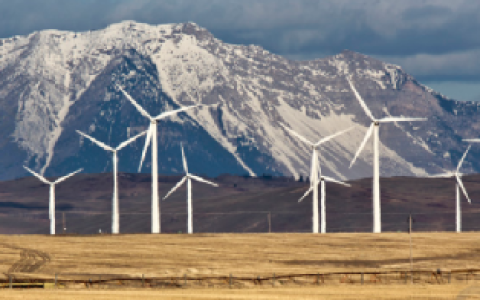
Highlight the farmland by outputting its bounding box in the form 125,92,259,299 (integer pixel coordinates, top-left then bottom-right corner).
0,233,480,278
1,233,480,298
0,285,475,300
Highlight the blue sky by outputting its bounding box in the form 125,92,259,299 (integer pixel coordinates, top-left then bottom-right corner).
1,0,479,101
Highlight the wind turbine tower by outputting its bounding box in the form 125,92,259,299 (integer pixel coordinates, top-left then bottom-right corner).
76,130,146,234
23,167,82,235
347,77,427,233
430,145,472,232
280,123,354,233
299,175,350,233
118,86,203,234
164,144,218,234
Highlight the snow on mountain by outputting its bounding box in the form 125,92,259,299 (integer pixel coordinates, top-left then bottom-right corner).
1,21,480,181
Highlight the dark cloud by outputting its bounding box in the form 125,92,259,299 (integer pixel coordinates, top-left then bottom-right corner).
0,0,112,35
401,4,453,21
0,0,479,82
378,49,480,82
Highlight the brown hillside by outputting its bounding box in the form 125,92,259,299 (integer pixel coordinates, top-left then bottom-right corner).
0,174,480,234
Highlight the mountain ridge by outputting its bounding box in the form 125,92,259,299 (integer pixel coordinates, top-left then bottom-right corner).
1,21,480,181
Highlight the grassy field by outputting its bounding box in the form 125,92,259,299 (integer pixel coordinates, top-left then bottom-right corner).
0,285,477,299
1,232,480,279
1,233,480,298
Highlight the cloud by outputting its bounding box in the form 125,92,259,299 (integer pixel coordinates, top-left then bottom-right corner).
0,0,479,81
377,50,480,81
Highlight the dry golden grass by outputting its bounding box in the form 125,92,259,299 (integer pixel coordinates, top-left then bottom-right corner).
0,285,477,299
0,232,480,280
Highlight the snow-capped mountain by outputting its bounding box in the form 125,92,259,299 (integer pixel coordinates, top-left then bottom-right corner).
1,21,480,181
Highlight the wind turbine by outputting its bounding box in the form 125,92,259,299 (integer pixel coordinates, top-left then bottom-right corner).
347,78,427,233
117,85,203,234
299,175,350,233
76,129,146,234
163,144,218,234
430,145,471,232
280,123,354,233
23,166,82,235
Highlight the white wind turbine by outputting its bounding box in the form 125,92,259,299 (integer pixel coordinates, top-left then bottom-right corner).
163,144,218,234
347,78,427,233
299,175,350,234
76,129,147,234
23,166,82,235
280,123,354,233
117,85,203,234
430,145,472,232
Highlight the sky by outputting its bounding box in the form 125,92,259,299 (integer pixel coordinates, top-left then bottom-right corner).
0,0,479,101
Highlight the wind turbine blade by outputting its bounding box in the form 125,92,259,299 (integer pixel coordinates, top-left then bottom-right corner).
181,143,188,174
379,117,427,123
347,78,375,121
464,138,480,143
349,123,374,168
138,125,152,172
23,166,51,184
298,186,314,202
163,176,187,200
457,145,471,172
116,130,147,150
315,126,355,147
279,123,314,146
117,85,153,120
76,130,113,151
456,175,472,203
54,168,83,184
429,172,456,178
154,104,202,120
322,175,350,187
189,174,218,187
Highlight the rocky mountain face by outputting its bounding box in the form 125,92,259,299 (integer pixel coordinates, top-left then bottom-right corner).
1,21,480,181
